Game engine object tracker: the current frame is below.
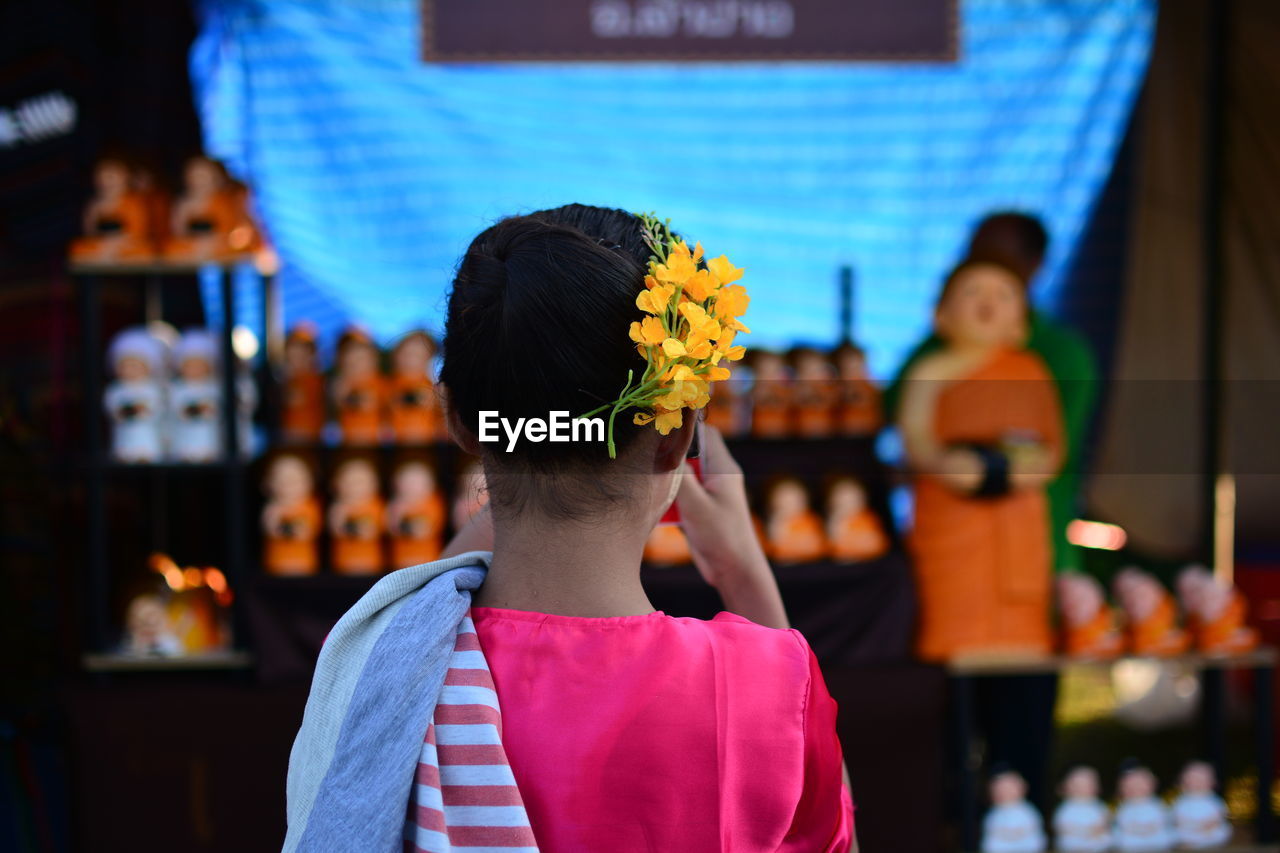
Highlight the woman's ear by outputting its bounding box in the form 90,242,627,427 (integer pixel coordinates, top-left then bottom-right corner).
441,384,484,457
651,416,696,474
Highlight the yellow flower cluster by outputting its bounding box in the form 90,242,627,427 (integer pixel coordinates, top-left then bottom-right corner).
583,213,749,458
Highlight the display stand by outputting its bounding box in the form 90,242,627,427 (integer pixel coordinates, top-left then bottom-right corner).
73,258,273,669
947,649,1278,852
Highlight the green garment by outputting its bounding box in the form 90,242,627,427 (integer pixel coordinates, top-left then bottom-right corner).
883,311,1099,572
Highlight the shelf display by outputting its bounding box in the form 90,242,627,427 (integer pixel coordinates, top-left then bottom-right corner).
105,326,168,463
981,767,1046,853
386,457,446,569
262,453,322,576
1171,761,1231,849
1177,565,1260,655
388,330,443,443
333,327,387,446
328,455,385,575
71,158,154,262
120,555,234,658
1052,766,1111,853
1057,572,1125,659
281,323,326,443
1113,568,1190,657
1113,762,1174,852
763,476,828,564
824,475,888,563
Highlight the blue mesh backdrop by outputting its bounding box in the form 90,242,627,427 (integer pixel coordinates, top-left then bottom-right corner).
190,0,1153,374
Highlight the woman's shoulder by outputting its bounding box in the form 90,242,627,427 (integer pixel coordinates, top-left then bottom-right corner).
673,612,815,675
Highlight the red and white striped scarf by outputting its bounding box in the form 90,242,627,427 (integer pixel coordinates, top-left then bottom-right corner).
403,613,539,853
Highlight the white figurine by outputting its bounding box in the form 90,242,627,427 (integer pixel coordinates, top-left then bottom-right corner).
982,768,1047,853
1114,763,1174,852
1172,761,1231,849
168,329,222,462
104,327,167,463
1053,766,1111,853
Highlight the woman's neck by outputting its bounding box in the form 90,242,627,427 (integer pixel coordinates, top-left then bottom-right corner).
475,513,656,617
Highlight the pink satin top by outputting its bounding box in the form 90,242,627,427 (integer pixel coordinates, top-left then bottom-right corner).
471,607,854,852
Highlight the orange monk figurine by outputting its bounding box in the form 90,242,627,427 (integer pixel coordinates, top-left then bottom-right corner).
789,347,839,438
764,477,828,564
130,161,172,251
703,379,742,436
70,158,154,262
1113,568,1190,657
1177,565,1258,655
386,459,446,569
825,476,888,563
332,328,387,446
833,342,882,437
644,522,693,566
164,156,242,262
329,456,385,575
281,323,325,443
1056,572,1125,659
261,453,322,576
899,254,1063,661
388,330,442,444
749,350,792,438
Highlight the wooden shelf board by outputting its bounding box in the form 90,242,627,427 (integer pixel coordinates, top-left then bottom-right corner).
947,646,1278,676
82,651,253,672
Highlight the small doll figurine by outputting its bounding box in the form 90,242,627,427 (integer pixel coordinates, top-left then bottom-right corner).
1113,568,1190,657
261,453,321,576
104,327,168,463
1114,762,1174,852
168,329,222,462
164,156,240,261
703,379,742,437
749,350,792,438
1053,766,1112,853
825,475,888,563
1177,565,1259,655
1057,572,1125,659
644,522,693,566
764,476,828,564
1171,761,1231,849
280,323,325,443
70,157,153,262
789,346,839,438
387,329,442,443
329,456,386,575
451,458,489,533
130,161,171,249
386,458,446,569
981,767,1047,853
332,327,387,446
833,342,882,437
123,594,183,657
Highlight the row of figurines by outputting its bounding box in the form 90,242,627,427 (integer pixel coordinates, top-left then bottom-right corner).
260,453,893,576
983,762,1230,852
70,155,264,264
276,323,885,446
1057,566,1258,659
105,326,256,463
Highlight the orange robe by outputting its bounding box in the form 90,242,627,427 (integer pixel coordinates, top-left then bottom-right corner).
282,370,325,442
1062,607,1125,658
71,194,153,260
644,524,693,566
768,511,828,564
752,387,792,438
1192,593,1257,654
705,386,738,435
829,510,888,563
792,380,839,438
388,374,442,443
336,376,387,445
332,498,385,575
838,379,882,436
389,493,445,569
1128,594,1190,656
910,348,1063,662
164,191,241,259
264,498,321,576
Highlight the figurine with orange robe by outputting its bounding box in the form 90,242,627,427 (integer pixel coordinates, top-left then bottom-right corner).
899,255,1063,661
1056,572,1125,659
1112,567,1190,657
764,477,828,564
703,380,742,436
833,342,882,436
825,476,888,563
163,156,241,261
386,459,446,569
387,330,442,443
332,328,387,446
644,522,693,566
281,323,325,443
71,158,154,262
1176,565,1258,655
261,453,322,576
329,456,385,575
749,350,792,438
790,346,839,438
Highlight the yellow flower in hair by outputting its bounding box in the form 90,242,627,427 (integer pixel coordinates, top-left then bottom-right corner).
714,283,749,318
636,283,674,314
708,365,731,381
655,251,697,286
629,316,667,347
707,255,744,286
678,302,721,340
